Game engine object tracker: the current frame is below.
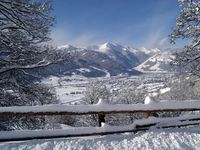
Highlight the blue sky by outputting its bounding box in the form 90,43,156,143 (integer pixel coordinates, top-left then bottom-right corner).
51,0,183,49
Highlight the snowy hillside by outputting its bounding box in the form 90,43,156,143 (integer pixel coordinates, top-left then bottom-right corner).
130,47,161,62
135,51,175,73
90,43,161,64
91,42,141,68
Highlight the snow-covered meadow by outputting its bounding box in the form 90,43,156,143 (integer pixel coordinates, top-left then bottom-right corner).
42,73,172,105
42,75,88,104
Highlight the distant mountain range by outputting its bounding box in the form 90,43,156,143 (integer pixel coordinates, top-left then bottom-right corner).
39,42,177,77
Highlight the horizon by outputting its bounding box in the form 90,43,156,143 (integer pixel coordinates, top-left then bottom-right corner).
57,41,180,51
51,0,186,49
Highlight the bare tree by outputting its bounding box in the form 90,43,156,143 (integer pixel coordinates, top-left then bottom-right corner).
83,80,111,105
0,0,69,130
81,80,111,126
160,75,200,100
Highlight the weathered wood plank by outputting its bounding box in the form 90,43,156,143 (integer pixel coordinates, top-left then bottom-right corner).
0,100,200,116
0,119,200,142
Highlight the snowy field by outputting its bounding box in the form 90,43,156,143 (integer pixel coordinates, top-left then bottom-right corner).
1,126,200,150
42,73,172,105
2,73,200,149
42,75,88,104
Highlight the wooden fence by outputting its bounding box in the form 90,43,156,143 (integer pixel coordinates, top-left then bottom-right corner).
0,100,200,142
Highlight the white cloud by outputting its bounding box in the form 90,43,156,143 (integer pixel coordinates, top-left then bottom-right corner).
50,26,102,48
70,34,98,48
159,38,169,47
50,27,70,46
142,28,164,48
131,9,177,48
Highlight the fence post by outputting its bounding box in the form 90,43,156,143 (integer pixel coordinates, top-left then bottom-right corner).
98,114,105,127
144,111,151,118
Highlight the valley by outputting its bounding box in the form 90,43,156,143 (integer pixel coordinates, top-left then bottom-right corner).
40,42,176,105
40,42,176,78
42,73,173,105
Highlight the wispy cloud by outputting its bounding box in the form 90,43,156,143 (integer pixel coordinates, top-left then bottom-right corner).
51,26,102,48
70,34,100,47
159,37,170,47
134,10,177,48
50,26,70,46
50,8,177,48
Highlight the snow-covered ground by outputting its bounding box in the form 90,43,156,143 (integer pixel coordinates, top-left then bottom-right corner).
41,73,171,105
1,126,200,150
1,73,200,149
42,75,88,104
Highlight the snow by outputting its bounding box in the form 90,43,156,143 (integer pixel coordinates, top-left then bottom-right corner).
99,42,110,52
57,45,74,50
144,96,157,104
1,126,200,149
90,66,110,77
96,98,108,105
178,0,186,3
1,100,200,115
98,42,123,53
1,114,200,142
76,68,91,73
102,70,111,78
160,87,171,94
58,45,70,49
42,76,87,104
138,47,160,55
135,52,174,73
149,62,163,71
4,74,198,148
135,54,158,72
5,90,14,94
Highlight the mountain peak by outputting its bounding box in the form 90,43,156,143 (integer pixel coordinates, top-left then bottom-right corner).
58,44,74,50
99,42,125,52
99,42,114,50
99,43,109,51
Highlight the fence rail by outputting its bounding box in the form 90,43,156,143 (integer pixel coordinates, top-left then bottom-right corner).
1,114,200,142
1,100,200,116
1,99,200,142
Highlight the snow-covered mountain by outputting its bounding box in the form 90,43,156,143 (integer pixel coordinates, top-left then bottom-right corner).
87,43,167,67
87,42,176,74
70,43,141,77
38,42,176,77
88,42,140,68
131,47,161,62
135,51,175,73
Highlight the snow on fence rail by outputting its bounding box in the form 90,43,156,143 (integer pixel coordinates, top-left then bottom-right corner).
1,99,200,142
1,114,200,142
1,99,200,116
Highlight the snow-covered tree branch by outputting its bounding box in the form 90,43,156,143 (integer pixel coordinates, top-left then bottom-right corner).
0,0,70,130
170,0,200,74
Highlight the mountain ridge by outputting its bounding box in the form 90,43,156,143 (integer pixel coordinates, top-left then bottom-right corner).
38,42,176,77
56,42,175,77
